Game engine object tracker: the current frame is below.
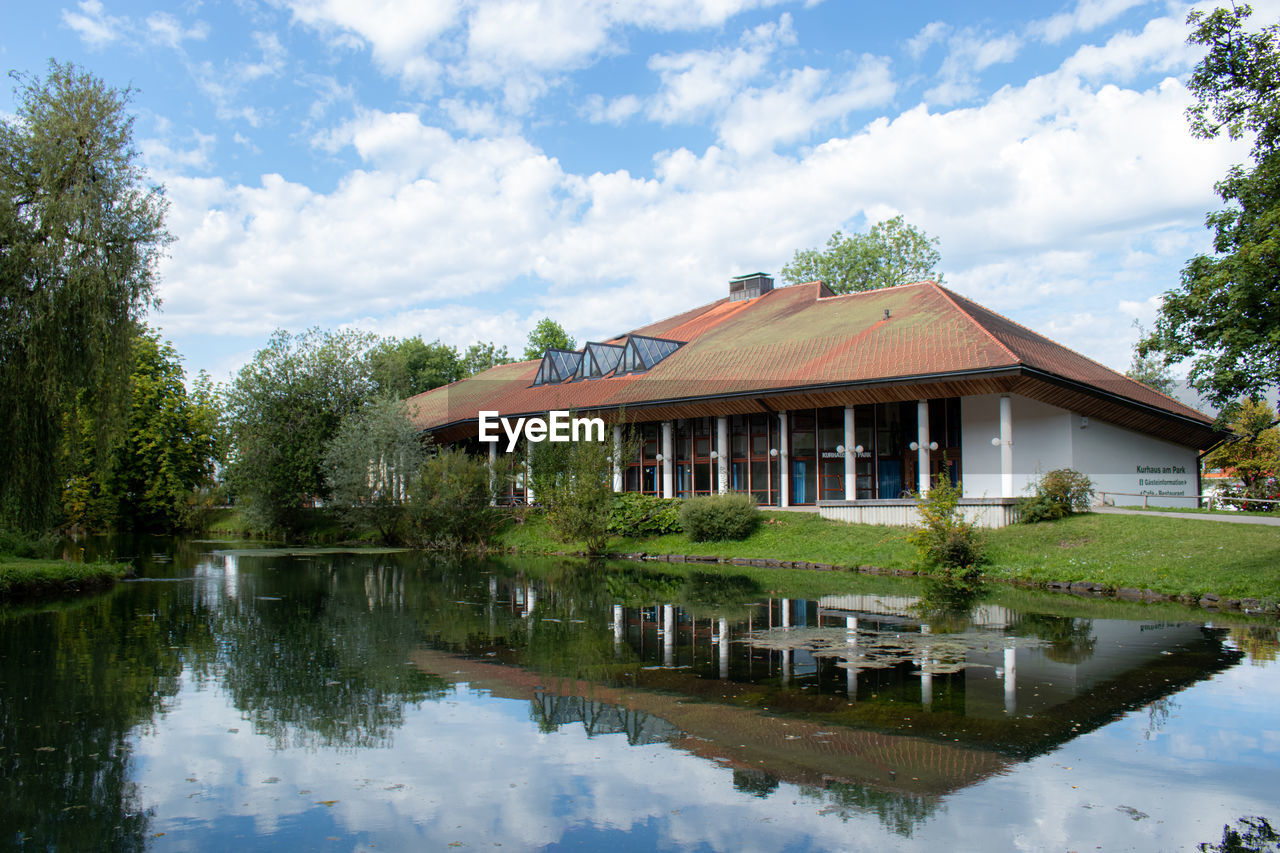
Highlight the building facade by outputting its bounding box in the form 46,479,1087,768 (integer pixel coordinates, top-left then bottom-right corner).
408,276,1218,522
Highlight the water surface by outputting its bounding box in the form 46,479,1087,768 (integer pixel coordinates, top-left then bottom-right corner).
2,542,1277,851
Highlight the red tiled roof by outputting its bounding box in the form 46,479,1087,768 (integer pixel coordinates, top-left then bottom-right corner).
407,281,1214,443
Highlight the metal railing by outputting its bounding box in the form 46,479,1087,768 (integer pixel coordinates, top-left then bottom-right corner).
1098,491,1280,510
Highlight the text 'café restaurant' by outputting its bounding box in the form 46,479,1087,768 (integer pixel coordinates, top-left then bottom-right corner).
407,275,1219,526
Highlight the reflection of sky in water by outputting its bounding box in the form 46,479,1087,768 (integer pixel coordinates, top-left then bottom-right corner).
131,650,1280,852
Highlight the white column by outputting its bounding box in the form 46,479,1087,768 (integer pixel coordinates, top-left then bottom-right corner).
781,598,791,628
917,399,931,495
488,440,498,506
612,425,623,492
663,604,675,667
778,411,790,508
661,421,674,499
845,616,858,699
1000,395,1014,498
1004,646,1017,714
718,617,730,679
843,405,856,501
716,416,730,495
921,670,933,709
613,604,624,645
524,446,534,504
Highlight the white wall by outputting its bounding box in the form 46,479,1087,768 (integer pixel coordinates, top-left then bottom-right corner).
1072,414,1198,508
960,394,1198,507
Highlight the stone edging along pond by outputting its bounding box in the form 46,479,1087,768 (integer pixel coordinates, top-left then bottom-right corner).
530,548,1280,617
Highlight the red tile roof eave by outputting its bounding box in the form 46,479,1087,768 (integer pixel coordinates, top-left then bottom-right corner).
1019,365,1217,432
414,365,1026,435
415,364,1220,447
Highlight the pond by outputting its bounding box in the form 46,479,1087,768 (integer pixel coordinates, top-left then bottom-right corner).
2,541,1278,851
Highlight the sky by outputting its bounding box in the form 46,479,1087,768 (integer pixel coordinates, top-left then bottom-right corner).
2,0,1272,383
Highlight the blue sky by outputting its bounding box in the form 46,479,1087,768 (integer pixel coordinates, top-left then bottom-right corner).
3,0,1270,382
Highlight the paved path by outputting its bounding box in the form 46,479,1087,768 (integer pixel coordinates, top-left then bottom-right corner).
1094,506,1280,526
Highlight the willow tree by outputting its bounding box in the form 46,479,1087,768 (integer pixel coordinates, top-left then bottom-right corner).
0,62,170,530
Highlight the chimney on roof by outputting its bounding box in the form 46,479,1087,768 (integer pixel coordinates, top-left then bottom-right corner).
729,272,773,302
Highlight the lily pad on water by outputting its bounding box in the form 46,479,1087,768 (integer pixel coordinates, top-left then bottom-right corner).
741,627,1046,675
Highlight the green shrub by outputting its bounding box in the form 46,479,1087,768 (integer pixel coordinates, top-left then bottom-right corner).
608,493,682,537
542,438,615,555
1018,468,1095,524
679,494,760,542
907,474,985,579
0,528,60,559
408,448,501,548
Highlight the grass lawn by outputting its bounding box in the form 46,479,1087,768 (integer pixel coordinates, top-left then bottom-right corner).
0,557,130,601
498,509,1280,602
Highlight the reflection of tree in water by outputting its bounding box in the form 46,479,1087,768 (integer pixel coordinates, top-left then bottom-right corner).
801,780,941,838
1229,627,1280,665
733,769,780,798
529,693,681,744
910,578,990,633
0,583,215,850
1198,816,1280,853
213,559,449,750
1010,613,1097,665
1144,696,1179,741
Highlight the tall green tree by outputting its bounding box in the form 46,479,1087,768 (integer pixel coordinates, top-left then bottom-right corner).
780,215,942,293
0,62,170,530
369,336,463,398
461,340,513,375
323,397,426,543
1204,398,1279,509
225,328,375,538
523,318,576,360
64,329,219,531
1140,5,1280,406
1126,323,1175,394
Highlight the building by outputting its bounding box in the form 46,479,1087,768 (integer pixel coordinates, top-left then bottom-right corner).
407,275,1219,523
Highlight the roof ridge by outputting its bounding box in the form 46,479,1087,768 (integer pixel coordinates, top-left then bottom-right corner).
935,284,1206,418
809,279,938,301
929,282,1022,366
611,294,730,341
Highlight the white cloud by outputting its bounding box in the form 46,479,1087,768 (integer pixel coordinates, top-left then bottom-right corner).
718,56,895,156
1060,14,1199,81
153,6,1248,375
1034,0,1152,44
647,14,795,124
583,94,643,125
440,98,519,136
191,32,289,127
145,11,210,49
280,0,794,105
281,0,461,74
907,20,948,60
925,29,1022,105
60,0,125,48
141,129,217,172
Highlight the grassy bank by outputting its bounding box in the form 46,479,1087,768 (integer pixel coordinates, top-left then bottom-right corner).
498,510,1280,602
204,506,374,544
0,557,131,601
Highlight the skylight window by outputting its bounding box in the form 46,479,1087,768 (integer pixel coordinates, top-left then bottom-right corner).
574,342,624,380
619,335,682,373
532,348,583,386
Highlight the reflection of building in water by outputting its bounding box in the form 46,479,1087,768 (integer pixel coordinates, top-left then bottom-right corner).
532,693,681,745
475,576,1242,765
419,578,1242,836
